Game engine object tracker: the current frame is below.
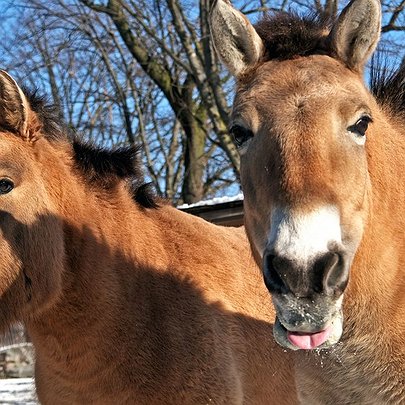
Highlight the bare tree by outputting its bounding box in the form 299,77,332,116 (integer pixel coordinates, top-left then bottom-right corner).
1,0,404,203
77,0,244,203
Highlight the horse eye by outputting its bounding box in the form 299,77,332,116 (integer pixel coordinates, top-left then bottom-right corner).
0,179,14,194
229,125,254,147
348,116,372,137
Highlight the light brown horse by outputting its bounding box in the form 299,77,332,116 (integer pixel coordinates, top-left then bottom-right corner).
0,71,298,404
211,0,405,403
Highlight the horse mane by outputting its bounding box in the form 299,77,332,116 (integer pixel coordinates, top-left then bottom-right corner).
72,141,158,208
254,12,331,62
24,89,158,209
369,59,405,123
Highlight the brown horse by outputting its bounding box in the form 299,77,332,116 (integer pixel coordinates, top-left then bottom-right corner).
211,0,405,403
0,71,298,404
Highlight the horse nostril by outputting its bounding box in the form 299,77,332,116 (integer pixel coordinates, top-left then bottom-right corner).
263,250,349,297
319,251,349,295
263,253,289,294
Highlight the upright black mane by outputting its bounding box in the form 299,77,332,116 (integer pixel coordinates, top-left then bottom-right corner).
370,59,405,122
254,12,332,62
72,141,157,208
24,89,157,209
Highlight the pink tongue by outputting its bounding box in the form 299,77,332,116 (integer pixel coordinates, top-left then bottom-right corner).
287,326,332,350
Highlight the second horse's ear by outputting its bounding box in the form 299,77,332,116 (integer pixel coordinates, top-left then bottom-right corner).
0,70,28,136
0,71,42,141
210,0,263,77
328,0,381,72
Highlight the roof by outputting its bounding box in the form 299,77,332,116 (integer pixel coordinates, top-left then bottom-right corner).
178,194,244,227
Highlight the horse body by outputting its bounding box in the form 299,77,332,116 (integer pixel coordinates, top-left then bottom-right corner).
0,72,297,403
29,206,282,405
211,0,405,403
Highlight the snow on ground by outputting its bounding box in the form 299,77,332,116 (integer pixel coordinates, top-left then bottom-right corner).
177,193,244,209
0,379,37,405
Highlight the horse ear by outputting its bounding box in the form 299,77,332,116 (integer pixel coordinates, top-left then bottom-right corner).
210,0,263,76
329,0,381,72
0,71,41,141
0,71,29,136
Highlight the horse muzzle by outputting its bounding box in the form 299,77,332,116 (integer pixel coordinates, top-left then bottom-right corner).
271,294,344,350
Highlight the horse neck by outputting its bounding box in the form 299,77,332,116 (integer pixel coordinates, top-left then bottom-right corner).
26,171,169,374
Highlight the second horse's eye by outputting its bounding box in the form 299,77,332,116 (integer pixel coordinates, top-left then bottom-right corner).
0,179,14,195
229,125,254,147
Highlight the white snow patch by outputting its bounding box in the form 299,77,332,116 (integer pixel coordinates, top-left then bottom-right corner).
178,193,244,209
0,378,37,404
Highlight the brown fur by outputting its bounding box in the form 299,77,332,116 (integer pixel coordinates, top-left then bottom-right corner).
0,70,298,404
238,58,405,403
211,0,404,403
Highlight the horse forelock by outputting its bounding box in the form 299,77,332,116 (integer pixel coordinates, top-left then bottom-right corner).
254,12,332,63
